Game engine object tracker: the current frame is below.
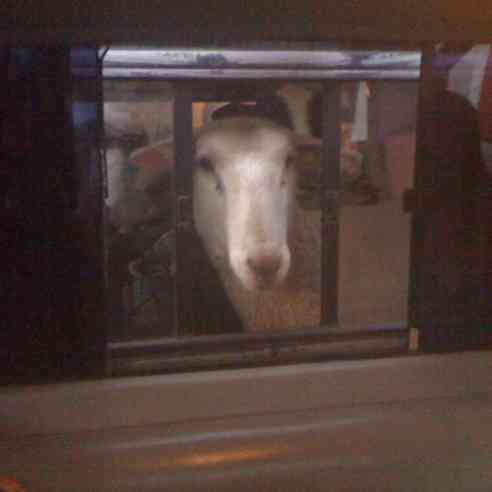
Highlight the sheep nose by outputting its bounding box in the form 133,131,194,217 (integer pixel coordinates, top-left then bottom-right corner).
247,253,282,279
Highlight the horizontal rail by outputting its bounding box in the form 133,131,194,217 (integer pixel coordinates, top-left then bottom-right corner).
108,324,407,359
103,48,421,80
104,67,421,81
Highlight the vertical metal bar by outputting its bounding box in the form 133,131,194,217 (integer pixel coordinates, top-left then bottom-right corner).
92,47,111,372
407,45,434,336
320,82,341,326
96,49,110,290
173,86,195,336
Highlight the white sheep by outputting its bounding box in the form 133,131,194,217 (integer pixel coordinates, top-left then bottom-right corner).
130,113,410,332
104,100,174,143
127,116,322,331
104,98,175,233
192,116,322,331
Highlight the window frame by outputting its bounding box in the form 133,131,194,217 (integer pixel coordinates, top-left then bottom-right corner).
102,45,423,375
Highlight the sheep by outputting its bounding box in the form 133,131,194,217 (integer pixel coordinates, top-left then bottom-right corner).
191,116,322,331
129,112,410,333
129,116,323,331
105,146,149,233
103,95,175,233
107,95,326,330
106,141,175,234
115,84,410,333
104,100,174,144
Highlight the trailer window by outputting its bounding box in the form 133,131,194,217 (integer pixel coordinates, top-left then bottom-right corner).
99,47,423,375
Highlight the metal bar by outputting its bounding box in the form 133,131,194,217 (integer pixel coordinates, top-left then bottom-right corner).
103,48,421,81
103,67,421,81
107,323,409,376
94,46,113,351
109,323,408,359
407,45,435,335
366,83,391,199
108,339,408,377
320,82,341,325
173,86,195,337
104,48,421,71
81,46,109,375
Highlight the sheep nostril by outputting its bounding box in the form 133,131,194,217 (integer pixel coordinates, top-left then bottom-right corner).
247,254,282,279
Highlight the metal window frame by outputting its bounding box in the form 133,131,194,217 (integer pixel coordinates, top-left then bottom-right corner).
102,46,422,376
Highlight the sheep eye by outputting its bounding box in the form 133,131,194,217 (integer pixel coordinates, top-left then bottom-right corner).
281,154,295,186
197,157,223,193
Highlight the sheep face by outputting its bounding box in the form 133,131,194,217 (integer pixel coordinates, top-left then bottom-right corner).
193,117,297,291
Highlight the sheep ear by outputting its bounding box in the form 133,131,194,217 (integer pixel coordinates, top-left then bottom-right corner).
129,141,175,192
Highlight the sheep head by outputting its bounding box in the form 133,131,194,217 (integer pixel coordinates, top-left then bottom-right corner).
193,117,299,291
130,116,321,292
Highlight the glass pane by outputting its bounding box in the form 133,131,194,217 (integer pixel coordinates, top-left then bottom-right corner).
101,75,420,338
103,80,176,341
338,81,417,327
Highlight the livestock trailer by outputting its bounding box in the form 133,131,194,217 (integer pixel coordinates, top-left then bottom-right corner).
1,2,492,491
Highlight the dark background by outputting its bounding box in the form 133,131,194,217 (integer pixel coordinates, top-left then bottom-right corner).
1,0,492,45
